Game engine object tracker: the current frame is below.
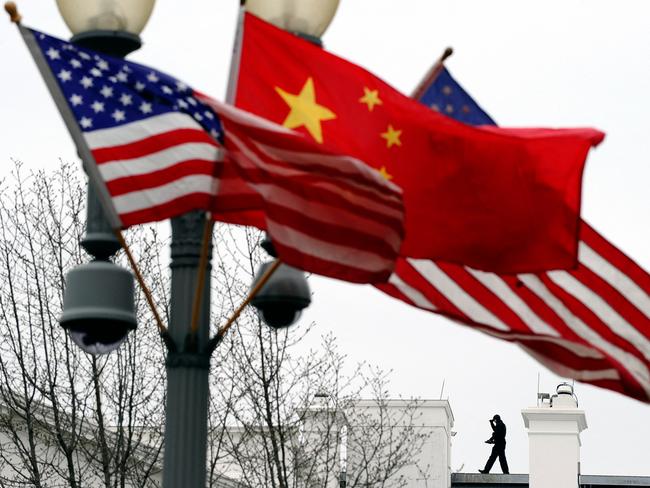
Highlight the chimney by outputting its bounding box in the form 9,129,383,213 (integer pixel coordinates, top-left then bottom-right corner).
521,383,587,488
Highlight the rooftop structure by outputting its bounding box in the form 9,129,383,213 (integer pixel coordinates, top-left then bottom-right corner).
450,384,650,488
451,473,650,487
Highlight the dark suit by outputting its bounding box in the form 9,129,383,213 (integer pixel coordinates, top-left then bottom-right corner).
483,419,509,474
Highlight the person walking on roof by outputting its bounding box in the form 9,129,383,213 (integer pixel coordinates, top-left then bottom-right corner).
479,414,509,474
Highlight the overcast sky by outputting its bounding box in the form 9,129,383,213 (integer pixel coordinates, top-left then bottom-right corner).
2,0,649,477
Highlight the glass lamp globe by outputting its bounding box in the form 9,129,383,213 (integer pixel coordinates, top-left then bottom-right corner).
245,0,340,39
56,0,155,35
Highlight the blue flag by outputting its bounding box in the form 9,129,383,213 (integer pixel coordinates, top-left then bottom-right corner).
417,66,496,126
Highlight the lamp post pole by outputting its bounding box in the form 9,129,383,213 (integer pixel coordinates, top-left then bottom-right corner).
163,211,213,487
55,2,338,486
81,187,121,260
68,29,214,487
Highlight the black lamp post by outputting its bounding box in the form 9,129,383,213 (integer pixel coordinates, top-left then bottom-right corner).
55,0,339,485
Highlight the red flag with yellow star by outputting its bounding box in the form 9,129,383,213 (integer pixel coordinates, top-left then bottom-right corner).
230,13,605,274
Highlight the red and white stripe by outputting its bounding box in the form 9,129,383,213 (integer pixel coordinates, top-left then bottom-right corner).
85,111,222,227
377,222,650,402
85,89,404,283
201,95,405,284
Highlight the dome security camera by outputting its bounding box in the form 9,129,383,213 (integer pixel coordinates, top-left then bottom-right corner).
59,260,136,355
251,261,311,329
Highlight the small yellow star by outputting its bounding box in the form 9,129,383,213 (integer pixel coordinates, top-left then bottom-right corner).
380,124,402,148
359,87,383,112
378,166,393,180
275,77,336,144
445,104,454,114
442,85,452,96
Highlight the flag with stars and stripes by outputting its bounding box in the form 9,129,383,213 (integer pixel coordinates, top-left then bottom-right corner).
25,27,224,228
376,63,650,403
18,26,405,284
234,13,605,275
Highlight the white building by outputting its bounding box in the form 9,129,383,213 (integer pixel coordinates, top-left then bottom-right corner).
286,383,650,488
1,384,648,487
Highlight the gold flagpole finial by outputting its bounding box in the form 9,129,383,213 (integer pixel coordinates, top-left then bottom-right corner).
4,2,21,24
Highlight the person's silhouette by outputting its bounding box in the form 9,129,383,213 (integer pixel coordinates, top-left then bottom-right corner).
479,414,509,474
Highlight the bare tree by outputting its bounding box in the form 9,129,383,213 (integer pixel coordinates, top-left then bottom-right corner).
0,161,428,488
206,228,430,488
0,161,166,487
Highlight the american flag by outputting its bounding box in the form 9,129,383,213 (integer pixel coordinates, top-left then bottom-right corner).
22,27,404,284
28,28,223,228
377,64,650,402
204,97,405,283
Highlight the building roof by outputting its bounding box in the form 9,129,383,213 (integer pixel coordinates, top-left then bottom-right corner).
451,473,650,487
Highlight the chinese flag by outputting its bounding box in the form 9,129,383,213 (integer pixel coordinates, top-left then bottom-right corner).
232,13,604,274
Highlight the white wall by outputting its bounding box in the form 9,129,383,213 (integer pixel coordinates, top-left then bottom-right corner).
0,428,163,486
522,389,587,488
346,399,454,488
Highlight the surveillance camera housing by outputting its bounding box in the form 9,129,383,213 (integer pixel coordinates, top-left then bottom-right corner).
258,307,304,330
66,319,133,355
251,261,311,329
59,260,137,355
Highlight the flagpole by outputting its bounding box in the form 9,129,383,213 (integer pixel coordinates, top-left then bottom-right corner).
13,21,122,233
411,46,453,100
9,1,172,347
212,258,282,345
189,215,214,336
225,4,246,104
13,9,125,270
186,5,245,339
10,3,174,341
114,230,168,335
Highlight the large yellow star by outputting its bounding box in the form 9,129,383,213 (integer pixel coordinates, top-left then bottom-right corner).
275,77,336,144
381,124,402,148
359,87,383,112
